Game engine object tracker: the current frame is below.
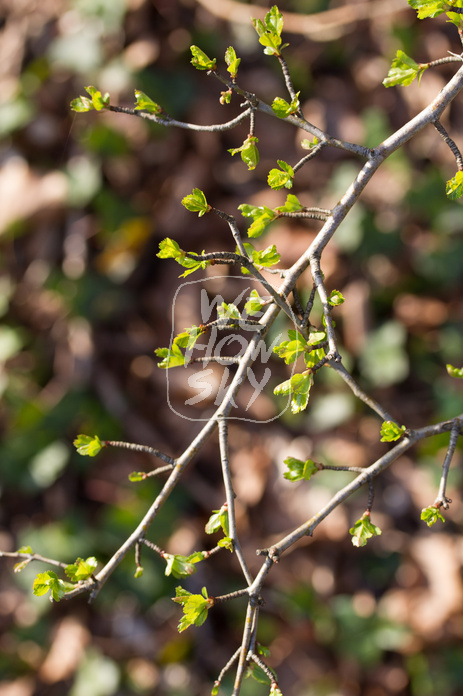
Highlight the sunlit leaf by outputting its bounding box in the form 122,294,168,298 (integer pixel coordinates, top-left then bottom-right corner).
446,171,463,200
190,45,217,71
349,514,382,547
380,421,407,442
73,434,104,457
421,505,445,526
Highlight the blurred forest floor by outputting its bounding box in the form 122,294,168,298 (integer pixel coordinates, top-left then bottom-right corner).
1,1,463,695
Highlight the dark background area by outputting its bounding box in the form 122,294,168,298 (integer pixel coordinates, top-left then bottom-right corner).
1,1,463,694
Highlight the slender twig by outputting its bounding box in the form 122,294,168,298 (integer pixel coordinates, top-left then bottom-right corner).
278,208,332,221
108,104,252,132
435,417,461,508
433,119,463,170
0,551,68,570
328,361,396,422
277,54,300,107
218,419,253,586
302,285,317,327
212,208,250,258
367,480,375,512
106,440,175,466
233,601,259,696
293,142,327,172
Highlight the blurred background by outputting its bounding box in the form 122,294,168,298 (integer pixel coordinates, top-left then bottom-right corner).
2,0,463,694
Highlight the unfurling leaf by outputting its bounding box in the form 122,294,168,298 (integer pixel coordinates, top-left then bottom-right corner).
380,421,407,442
275,193,303,213
267,160,294,190
349,513,382,547
407,0,447,20
225,46,241,77
164,554,198,579
205,504,229,536
73,434,104,457
421,505,445,527
447,363,463,378
84,85,110,111
238,204,276,237
173,586,213,632
445,171,463,200
134,565,144,578
274,371,314,414
181,188,210,216
190,45,217,71
245,289,266,316
134,90,163,114
128,471,147,482
157,238,210,278
283,457,320,482
252,6,288,56
33,571,75,602
383,50,426,88
65,556,98,582
228,136,259,170
70,95,94,112
271,93,300,118
328,289,345,306
273,330,307,364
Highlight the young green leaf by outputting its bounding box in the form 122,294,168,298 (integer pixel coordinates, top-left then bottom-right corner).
328,289,345,306
173,586,213,632
383,50,426,88
301,137,319,150
275,193,303,213
155,341,186,369
134,90,163,115
267,160,294,190
245,290,265,316
447,363,463,378
349,513,382,547
157,238,211,278
271,93,300,118
205,504,230,536
181,188,210,217
220,89,232,105
252,6,288,56
254,244,280,268
190,45,217,71
217,536,233,551
273,330,307,364
164,554,198,579
14,545,33,573
238,204,276,238
128,471,147,482
445,171,463,200
421,505,445,526
274,371,314,414
217,302,241,322
84,85,110,111
225,46,241,77
70,95,94,112
33,571,75,602
228,136,259,170
380,421,407,442
407,0,446,20
73,434,104,457
283,457,320,482
65,556,98,582
134,565,144,578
